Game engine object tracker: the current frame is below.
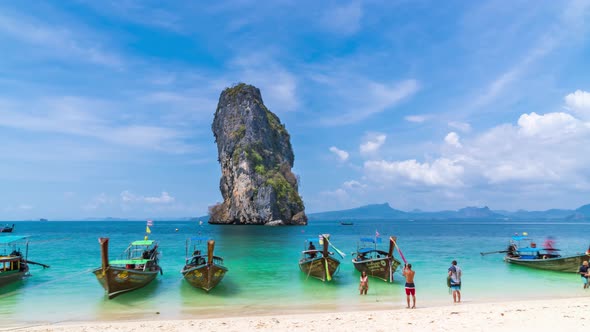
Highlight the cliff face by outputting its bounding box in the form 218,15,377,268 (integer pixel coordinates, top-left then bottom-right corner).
209,83,307,225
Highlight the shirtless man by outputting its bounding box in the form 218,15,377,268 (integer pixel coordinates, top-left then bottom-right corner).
402,263,416,309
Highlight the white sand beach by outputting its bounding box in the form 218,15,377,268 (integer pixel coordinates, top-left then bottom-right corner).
20,297,590,332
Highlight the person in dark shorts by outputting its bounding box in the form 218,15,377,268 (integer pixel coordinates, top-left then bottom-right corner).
402,263,416,309
448,260,462,303
579,261,589,289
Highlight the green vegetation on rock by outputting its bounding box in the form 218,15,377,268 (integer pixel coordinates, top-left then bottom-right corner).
265,170,303,209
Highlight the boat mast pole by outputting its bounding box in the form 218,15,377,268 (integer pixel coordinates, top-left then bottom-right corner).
388,236,396,258
99,238,109,274
388,236,396,283
322,235,329,258
207,240,215,266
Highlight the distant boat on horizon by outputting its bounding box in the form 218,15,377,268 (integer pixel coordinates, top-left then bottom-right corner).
39,218,48,222
340,221,354,226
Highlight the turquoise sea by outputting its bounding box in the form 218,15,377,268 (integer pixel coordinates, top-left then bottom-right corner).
1,219,590,327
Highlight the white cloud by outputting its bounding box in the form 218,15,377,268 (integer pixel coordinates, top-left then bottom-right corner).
453,110,590,185
321,1,363,35
444,132,462,148
517,112,583,139
144,192,175,204
364,159,464,187
360,134,386,155
318,188,350,203
405,115,428,123
343,180,366,189
0,12,123,68
120,191,175,204
229,53,299,112
448,121,471,132
320,79,419,126
463,1,589,114
565,90,590,119
329,146,349,161
0,96,192,153
83,193,112,210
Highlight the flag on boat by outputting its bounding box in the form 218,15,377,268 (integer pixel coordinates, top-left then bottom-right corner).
375,230,380,237
146,226,151,234
147,220,153,226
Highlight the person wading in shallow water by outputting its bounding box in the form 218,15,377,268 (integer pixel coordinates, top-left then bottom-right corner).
402,263,416,308
359,271,369,295
579,261,589,289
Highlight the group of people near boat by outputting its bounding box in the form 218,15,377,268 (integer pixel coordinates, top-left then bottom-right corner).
358,259,463,309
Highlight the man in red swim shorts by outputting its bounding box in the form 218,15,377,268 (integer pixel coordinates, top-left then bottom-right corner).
402,263,416,309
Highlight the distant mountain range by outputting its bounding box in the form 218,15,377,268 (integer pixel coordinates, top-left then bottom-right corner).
67,203,590,222
307,203,590,221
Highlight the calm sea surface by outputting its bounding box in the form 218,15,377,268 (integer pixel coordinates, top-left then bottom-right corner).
1,219,590,326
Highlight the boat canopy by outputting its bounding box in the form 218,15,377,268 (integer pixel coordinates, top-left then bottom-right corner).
512,236,530,241
0,235,27,244
516,247,542,253
109,259,150,265
357,247,377,254
360,237,382,243
190,236,209,242
131,240,154,246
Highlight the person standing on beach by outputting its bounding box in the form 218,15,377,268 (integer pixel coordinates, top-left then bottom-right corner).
359,271,369,295
402,263,416,308
579,261,589,289
448,260,462,303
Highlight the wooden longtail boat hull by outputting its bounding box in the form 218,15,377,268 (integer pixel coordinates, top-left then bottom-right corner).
352,257,401,282
0,266,29,287
299,256,340,281
182,264,228,291
93,266,159,299
0,224,14,233
504,254,590,272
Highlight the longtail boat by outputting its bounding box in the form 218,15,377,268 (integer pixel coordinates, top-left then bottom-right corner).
502,235,590,272
181,237,228,292
93,238,162,299
352,236,402,282
299,234,341,281
0,235,49,287
0,224,14,233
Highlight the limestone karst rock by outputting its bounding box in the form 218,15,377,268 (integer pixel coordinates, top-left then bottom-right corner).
209,83,307,225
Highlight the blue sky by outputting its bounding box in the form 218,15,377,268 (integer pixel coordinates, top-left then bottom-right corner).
1,1,590,220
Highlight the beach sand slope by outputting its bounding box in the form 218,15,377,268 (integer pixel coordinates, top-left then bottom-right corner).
23,297,590,332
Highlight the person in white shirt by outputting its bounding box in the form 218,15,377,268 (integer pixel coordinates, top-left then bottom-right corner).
448,260,462,303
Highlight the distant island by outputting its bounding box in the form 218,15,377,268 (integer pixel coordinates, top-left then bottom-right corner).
307,203,590,221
